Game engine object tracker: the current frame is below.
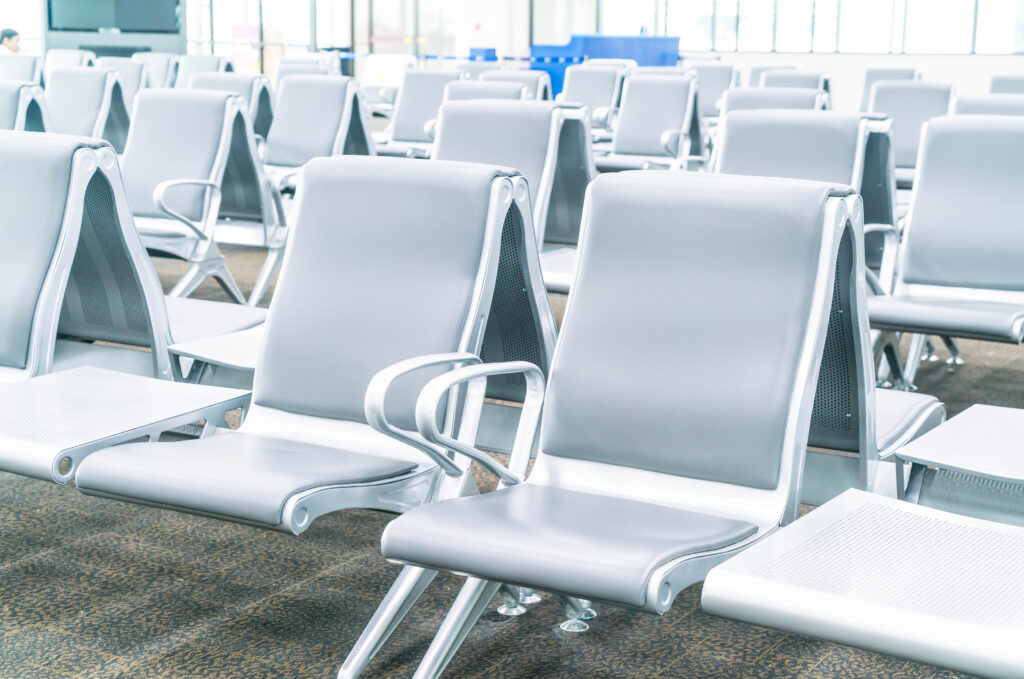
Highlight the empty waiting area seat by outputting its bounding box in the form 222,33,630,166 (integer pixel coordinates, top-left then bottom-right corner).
131,51,179,88
761,68,830,94
174,55,233,87
375,70,462,158
45,67,130,153
95,56,147,107
720,86,827,113
860,66,920,111
689,61,740,121
442,79,526,102
868,80,953,189
0,53,41,82
480,69,552,100
42,48,95,86
954,93,1024,115
868,115,1024,387
555,64,622,131
345,171,858,677
190,72,275,138
990,73,1024,94
0,81,49,131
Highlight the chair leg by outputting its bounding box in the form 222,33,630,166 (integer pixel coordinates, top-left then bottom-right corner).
518,587,541,605
496,584,526,616
248,246,284,307
412,578,501,679
211,265,247,304
338,566,438,679
941,336,964,366
556,594,590,632
902,333,926,391
168,263,207,299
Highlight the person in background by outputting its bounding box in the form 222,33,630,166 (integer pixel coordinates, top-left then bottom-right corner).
0,29,20,54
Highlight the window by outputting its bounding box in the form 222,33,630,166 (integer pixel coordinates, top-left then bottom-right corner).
737,0,773,51
775,0,813,52
667,0,713,51
811,0,839,52
601,0,658,35
0,0,44,53
904,0,975,53
315,0,354,50
533,0,598,46
714,0,739,50
838,0,895,53
975,0,1019,54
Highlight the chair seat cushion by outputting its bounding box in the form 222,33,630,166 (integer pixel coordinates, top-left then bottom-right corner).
869,295,1024,342
381,483,758,607
164,296,266,345
75,432,419,527
595,153,674,173
875,388,944,455
539,246,577,294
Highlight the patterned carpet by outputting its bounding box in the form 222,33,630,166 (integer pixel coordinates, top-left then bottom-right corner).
0,246,992,678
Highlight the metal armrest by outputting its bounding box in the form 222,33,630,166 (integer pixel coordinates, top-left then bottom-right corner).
364,353,482,477
864,222,899,295
274,169,301,194
592,106,612,129
153,179,220,240
415,361,545,488
660,129,683,157
423,118,437,142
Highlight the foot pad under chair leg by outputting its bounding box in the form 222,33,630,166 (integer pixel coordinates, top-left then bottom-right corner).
557,595,591,633
497,584,527,616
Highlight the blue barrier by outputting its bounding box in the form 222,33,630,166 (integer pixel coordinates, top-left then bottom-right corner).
531,35,680,94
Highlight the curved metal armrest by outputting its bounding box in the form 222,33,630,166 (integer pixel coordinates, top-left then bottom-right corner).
364,352,482,477
423,118,437,142
591,106,613,129
153,179,220,240
415,361,545,488
864,222,899,295
660,129,683,157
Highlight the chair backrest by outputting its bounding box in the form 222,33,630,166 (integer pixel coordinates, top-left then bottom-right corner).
749,63,797,87
174,55,232,88
0,81,49,132
131,52,179,88
860,66,919,111
954,94,1024,116
443,80,526,102
43,49,96,86
45,67,131,152
252,157,511,430
762,69,829,92
0,54,41,83
190,72,275,138
121,89,266,225
0,133,171,377
720,86,825,113
433,100,593,247
558,64,620,116
480,69,551,100
456,61,500,79
584,58,637,71
901,115,1024,292
95,57,147,107
275,61,331,85
990,74,1024,94
539,171,854,521
389,70,462,143
690,62,739,118
263,75,372,167
612,73,697,157
868,81,952,169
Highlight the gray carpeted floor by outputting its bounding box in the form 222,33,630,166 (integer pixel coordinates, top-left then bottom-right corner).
0,247,991,678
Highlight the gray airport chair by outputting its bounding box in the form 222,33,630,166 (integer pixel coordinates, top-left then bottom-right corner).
714,111,944,502
190,72,275,138
0,81,50,131
360,53,417,117
720,86,827,113
703,489,1024,679
868,115,1024,389
95,56,147,107
713,110,898,290
555,64,622,132
173,54,233,88
761,68,830,93
584,57,638,71
868,80,953,190
954,93,1024,116
276,54,341,81
442,80,526,102
343,171,856,678
0,132,265,385
860,66,920,111
455,60,499,79
45,67,130,153
990,73,1024,94
594,73,702,172
122,89,280,305
261,74,374,200
480,69,551,100
748,63,797,87
375,70,462,158
690,62,740,120
431,100,594,295
131,51,179,88
0,53,41,83
42,48,95,86
74,156,544,560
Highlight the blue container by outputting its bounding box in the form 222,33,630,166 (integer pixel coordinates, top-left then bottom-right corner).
530,35,680,95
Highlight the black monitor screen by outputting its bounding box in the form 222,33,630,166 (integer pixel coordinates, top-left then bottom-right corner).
49,0,181,33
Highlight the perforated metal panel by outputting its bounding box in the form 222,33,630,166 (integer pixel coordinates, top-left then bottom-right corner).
218,111,265,222
809,228,862,453
543,119,589,246
341,103,371,156
920,468,1024,527
23,99,44,132
753,501,1024,627
59,173,155,351
480,207,546,402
